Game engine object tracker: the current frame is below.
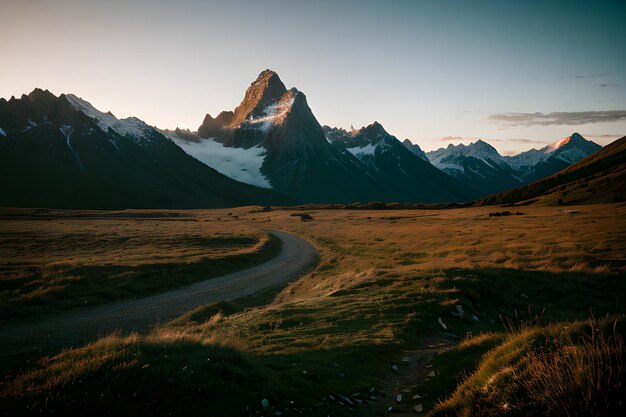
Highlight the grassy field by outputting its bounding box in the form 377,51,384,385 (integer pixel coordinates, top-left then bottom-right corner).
1,204,624,416
0,209,279,321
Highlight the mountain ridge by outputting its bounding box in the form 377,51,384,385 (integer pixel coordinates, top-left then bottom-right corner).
0,90,293,209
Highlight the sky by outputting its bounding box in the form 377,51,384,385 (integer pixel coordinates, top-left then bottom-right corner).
1,0,625,154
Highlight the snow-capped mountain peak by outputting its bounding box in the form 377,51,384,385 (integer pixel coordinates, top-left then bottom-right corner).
65,94,150,139
506,133,601,169
428,139,506,168
230,69,288,127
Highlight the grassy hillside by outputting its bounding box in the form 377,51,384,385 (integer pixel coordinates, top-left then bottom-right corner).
480,136,626,206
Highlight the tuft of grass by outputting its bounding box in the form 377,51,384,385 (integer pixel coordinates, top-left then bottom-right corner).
521,321,625,417
429,316,625,417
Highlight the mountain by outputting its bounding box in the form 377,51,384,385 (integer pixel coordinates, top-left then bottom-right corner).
323,122,479,202
0,89,292,209
402,139,429,161
480,135,625,206
504,133,601,183
176,70,476,203
426,140,524,195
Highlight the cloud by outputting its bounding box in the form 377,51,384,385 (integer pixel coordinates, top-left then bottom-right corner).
583,134,624,140
436,136,470,142
487,110,626,126
562,73,609,79
509,138,550,144
436,136,549,145
593,83,620,88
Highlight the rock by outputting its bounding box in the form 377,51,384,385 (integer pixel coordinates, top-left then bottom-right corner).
340,395,353,405
428,370,436,377
456,304,465,317
290,212,314,221
414,404,423,412
412,394,421,400
261,399,270,409
391,364,400,373
396,394,402,402
472,314,479,322
438,317,447,330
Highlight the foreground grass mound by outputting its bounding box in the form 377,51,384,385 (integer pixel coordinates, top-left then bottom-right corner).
0,334,298,417
430,316,625,417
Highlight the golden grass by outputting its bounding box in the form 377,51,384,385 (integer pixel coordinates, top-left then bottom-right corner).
1,204,625,415
431,317,625,417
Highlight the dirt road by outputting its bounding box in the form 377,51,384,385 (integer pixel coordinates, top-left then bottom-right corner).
0,229,317,372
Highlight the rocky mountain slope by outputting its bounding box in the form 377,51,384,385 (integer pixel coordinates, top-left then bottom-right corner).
324,122,478,202
0,89,292,209
426,140,523,195
402,139,429,162
176,70,477,203
504,133,602,183
426,134,602,195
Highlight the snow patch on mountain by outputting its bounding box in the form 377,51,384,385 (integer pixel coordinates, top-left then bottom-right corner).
246,92,295,132
166,133,272,189
59,125,84,170
438,162,465,173
66,94,150,139
347,143,378,157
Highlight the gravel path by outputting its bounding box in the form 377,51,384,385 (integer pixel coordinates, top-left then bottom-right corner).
0,229,317,372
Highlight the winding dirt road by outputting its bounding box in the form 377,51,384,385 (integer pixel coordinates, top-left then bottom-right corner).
0,229,317,371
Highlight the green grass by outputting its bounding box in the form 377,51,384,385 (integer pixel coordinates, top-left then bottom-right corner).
0,234,282,322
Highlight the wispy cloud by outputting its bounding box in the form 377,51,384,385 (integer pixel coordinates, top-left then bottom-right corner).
436,136,548,145
583,133,624,140
562,73,609,79
487,110,626,126
509,138,550,144
436,136,478,142
593,83,620,88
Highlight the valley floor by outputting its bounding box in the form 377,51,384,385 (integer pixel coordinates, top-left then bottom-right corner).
1,204,625,416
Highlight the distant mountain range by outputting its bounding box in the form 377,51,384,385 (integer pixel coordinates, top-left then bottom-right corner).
480,135,625,206
422,133,602,195
0,89,291,209
0,70,615,209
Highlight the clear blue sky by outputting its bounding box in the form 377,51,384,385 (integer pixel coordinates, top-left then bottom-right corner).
1,0,624,154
